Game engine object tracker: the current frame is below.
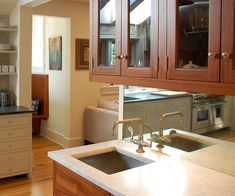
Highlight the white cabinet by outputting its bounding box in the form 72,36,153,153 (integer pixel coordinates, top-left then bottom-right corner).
123,97,192,137
0,113,32,178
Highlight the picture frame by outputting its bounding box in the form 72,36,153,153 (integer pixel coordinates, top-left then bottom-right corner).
75,38,89,69
49,36,62,71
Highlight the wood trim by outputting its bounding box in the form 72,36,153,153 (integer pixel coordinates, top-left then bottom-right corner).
53,161,111,196
221,0,235,83
158,0,167,79
91,74,235,96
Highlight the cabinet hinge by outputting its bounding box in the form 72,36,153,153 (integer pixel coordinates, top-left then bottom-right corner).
166,56,169,71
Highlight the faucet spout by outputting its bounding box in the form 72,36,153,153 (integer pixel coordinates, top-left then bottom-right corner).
152,111,184,148
112,118,148,153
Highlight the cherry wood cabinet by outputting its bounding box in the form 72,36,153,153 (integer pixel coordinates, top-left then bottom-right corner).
53,162,111,196
91,0,158,78
220,0,235,83
90,0,235,95
166,0,221,82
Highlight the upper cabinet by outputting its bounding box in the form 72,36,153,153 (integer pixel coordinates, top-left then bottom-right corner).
166,0,235,83
90,0,235,95
220,0,235,83
91,0,158,78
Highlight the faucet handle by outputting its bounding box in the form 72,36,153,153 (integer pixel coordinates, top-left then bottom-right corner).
127,126,134,140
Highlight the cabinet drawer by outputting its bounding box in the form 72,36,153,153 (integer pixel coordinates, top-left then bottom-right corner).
0,160,29,176
0,127,29,140
0,115,30,128
0,151,29,164
0,140,29,152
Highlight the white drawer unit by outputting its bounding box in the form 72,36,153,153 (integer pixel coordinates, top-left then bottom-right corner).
0,114,30,128
0,113,32,179
123,97,192,137
0,151,29,164
0,126,29,140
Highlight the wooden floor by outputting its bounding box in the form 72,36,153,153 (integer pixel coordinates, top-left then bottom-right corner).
0,136,62,196
0,130,234,196
205,129,235,143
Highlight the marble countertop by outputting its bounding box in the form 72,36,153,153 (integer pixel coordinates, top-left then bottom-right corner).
48,130,235,196
0,106,33,115
124,92,192,103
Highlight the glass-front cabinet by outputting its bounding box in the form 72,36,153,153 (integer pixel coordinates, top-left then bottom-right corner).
92,0,158,77
167,0,221,82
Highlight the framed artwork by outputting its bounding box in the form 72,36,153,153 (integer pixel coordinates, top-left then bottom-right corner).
49,36,62,70
76,38,89,69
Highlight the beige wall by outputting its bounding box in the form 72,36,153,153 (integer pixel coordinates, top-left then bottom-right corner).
32,0,103,147
11,0,118,147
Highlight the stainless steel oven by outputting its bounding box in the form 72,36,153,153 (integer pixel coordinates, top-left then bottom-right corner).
191,94,225,134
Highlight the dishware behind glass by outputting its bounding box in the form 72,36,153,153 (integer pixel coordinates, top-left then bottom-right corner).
2,65,8,73
1,65,8,73
9,65,16,73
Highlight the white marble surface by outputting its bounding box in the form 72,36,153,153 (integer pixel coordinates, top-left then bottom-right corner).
48,132,235,196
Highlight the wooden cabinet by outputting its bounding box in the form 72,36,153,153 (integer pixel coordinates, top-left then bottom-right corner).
166,0,235,83
90,0,235,95
0,113,32,179
53,161,111,196
91,0,158,78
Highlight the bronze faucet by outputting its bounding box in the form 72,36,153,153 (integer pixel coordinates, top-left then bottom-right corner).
151,111,183,148
112,118,151,153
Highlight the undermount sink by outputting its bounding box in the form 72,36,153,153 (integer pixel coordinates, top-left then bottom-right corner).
124,96,140,101
164,135,214,152
75,149,153,175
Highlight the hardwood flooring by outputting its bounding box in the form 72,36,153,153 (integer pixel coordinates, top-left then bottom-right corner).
0,136,63,196
204,129,235,143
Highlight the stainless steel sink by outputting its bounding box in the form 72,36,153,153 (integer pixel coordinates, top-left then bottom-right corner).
164,135,213,152
124,96,140,101
77,150,152,174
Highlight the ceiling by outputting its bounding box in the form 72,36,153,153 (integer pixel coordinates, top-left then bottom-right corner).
0,0,18,15
0,0,89,15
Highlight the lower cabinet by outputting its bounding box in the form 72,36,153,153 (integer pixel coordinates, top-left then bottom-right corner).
123,97,192,137
0,113,32,179
53,161,111,196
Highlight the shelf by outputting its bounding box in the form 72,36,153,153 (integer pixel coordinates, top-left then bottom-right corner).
0,27,18,32
0,73,17,76
0,50,17,54
187,30,208,35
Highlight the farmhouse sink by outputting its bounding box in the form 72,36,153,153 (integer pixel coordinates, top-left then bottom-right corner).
164,135,214,152
76,149,153,174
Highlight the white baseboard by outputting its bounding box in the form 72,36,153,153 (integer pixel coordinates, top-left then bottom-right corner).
41,128,83,148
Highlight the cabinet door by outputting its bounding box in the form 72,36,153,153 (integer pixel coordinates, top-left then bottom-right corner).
121,0,158,78
167,0,221,82
92,0,122,76
220,0,235,83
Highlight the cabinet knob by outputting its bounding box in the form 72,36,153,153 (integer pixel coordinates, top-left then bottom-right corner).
120,55,128,59
221,52,231,59
114,55,121,59
208,52,217,58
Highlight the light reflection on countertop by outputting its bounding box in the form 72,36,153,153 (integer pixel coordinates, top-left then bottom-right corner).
48,130,235,196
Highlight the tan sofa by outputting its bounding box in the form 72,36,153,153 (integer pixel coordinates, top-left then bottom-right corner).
83,105,118,143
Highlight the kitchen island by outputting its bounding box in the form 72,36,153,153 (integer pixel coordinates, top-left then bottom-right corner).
48,130,235,196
